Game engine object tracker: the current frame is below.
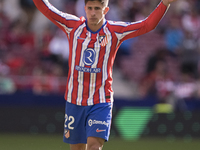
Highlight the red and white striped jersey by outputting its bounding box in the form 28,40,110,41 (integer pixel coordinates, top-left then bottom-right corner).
33,0,168,106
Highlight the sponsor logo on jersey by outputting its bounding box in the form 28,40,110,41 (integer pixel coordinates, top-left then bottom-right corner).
88,119,109,127
83,48,96,66
75,66,101,73
75,48,101,73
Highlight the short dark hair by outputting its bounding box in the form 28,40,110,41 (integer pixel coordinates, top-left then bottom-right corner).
85,0,109,6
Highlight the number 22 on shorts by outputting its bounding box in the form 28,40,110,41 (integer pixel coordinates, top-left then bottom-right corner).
64,114,75,130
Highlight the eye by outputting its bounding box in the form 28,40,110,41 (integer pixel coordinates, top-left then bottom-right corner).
94,7,100,10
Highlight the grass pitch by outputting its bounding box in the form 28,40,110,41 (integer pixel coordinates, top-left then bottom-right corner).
1,134,200,150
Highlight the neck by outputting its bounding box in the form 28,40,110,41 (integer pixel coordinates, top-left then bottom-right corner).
87,19,105,32
88,25,101,32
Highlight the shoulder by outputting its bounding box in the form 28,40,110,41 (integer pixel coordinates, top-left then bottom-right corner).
107,20,132,27
59,12,80,21
80,16,86,22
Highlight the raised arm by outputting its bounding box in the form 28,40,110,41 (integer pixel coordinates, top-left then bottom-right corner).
115,0,177,42
33,0,80,33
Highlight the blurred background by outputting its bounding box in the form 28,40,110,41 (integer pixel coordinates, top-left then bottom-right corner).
1,0,200,149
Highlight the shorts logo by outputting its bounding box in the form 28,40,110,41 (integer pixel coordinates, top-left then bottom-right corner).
64,129,70,138
83,48,96,66
88,119,93,127
96,128,106,132
88,119,109,127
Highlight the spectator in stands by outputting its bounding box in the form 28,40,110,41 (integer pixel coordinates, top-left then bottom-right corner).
0,0,10,33
38,26,54,63
181,7,200,40
115,38,137,70
146,48,168,74
32,64,64,95
0,61,16,94
164,15,184,56
174,68,197,111
138,58,174,104
2,0,27,23
48,29,69,75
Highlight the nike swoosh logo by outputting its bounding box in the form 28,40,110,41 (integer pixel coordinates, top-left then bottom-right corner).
96,128,106,133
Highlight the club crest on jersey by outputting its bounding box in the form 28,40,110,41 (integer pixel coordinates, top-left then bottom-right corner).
99,35,108,47
83,48,96,66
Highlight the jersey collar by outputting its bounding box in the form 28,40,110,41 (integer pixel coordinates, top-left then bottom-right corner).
85,19,107,34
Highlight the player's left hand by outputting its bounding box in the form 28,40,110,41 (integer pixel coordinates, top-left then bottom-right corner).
162,0,177,6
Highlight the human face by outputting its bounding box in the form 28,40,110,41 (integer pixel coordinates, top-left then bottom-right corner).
85,1,109,31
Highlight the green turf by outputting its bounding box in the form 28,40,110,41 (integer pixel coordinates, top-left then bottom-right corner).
1,134,200,150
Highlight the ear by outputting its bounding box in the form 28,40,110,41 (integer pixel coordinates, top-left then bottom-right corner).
103,7,109,15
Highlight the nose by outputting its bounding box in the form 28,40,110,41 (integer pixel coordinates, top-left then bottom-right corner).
91,9,95,16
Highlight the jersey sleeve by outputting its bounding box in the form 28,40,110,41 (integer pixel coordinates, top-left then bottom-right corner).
110,2,169,43
33,0,80,34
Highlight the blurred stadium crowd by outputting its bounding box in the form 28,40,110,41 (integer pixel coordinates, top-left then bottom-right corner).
0,0,200,105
